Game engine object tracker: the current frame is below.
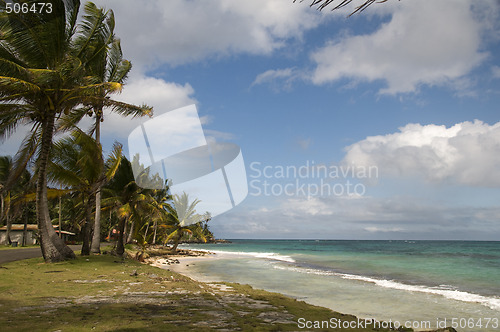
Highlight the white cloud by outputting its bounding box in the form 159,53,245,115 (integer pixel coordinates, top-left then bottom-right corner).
94,0,322,68
296,137,312,150
493,66,500,79
342,120,500,186
96,75,197,141
0,76,197,157
309,0,495,94
251,68,303,91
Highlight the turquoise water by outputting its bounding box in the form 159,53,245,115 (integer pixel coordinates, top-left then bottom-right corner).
181,240,500,331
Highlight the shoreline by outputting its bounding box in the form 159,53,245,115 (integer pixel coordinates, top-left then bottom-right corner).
144,248,491,332
147,250,224,283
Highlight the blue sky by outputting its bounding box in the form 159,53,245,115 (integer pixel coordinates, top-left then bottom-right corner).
3,0,500,240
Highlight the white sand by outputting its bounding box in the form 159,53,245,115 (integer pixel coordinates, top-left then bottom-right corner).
149,252,228,283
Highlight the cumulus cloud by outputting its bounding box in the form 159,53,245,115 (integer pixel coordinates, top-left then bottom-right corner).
94,0,321,68
342,120,500,186
251,68,304,91
95,75,197,142
309,0,495,94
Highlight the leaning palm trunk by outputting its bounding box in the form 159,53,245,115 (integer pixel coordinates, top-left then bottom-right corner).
37,116,75,262
170,234,182,253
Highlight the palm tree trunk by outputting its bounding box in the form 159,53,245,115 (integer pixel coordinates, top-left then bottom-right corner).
143,220,150,242
91,190,102,253
81,196,93,256
123,218,129,243
116,217,126,256
6,198,11,245
0,194,4,227
127,219,135,244
22,208,28,246
37,115,75,262
58,192,62,238
91,116,102,254
171,233,182,253
152,219,157,244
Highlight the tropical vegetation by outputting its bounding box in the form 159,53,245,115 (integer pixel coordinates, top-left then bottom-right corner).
0,0,213,261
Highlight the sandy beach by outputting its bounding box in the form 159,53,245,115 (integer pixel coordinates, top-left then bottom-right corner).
148,251,223,282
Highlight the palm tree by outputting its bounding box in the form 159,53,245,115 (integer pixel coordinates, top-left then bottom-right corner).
69,2,151,254
0,0,151,262
296,0,381,15
150,187,171,245
48,129,122,255
0,156,12,229
102,158,145,256
163,193,207,253
8,163,34,246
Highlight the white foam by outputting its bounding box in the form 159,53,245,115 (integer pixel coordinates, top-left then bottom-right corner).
185,248,296,263
273,265,500,311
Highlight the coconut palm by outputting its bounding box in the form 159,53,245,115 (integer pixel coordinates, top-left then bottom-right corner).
0,156,13,243
48,129,122,255
0,154,38,246
163,193,207,253
68,2,151,254
102,158,145,256
7,165,35,246
0,0,150,262
0,156,12,228
149,187,171,245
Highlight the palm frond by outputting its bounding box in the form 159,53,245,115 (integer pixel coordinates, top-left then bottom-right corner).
106,39,131,83
296,0,382,16
7,123,40,189
55,107,91,133
102,98,153,118
104,142,123,180
74,2,110,59
0,76,41,95
0,104,33,141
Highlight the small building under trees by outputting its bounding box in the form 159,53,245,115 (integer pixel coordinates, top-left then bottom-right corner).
0,224,75,246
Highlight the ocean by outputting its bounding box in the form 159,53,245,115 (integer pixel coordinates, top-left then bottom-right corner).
180,240,500,331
